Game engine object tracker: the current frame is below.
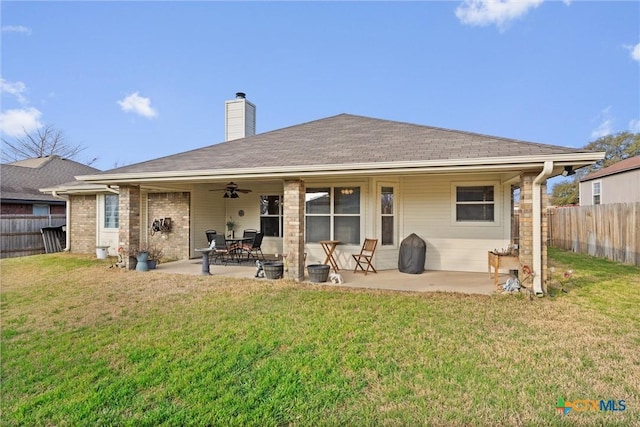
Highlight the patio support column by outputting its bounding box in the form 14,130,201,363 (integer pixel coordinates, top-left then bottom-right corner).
118,185,141,269
283,179,305,281
519,172,549,294
519,173,535,278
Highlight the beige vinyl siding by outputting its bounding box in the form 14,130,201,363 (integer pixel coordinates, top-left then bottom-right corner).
190,182,284,258
225,99,256,141
579,181,593,206
190,184,226,257
222,183,283,255
189,175,512,271
225,183,285,256
602,171,640,203
400,174,512,273
245,103,256,136
581,170,640,205
302,175,511,272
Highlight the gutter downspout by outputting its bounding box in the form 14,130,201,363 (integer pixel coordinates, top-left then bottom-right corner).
532,161,553,296
52,191,71,251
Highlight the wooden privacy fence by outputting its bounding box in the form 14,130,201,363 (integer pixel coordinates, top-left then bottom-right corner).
0,215,66,258
548,203,639,266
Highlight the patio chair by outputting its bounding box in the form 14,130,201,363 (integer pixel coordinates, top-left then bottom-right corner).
352,238,378,275
241,232,265,261
205,229,217,245
243,229,258,239
210,234,230,265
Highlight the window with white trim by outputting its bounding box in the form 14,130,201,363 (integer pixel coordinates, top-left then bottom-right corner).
305,187,360,244
260,195,283,237
104,194,119,228
455,185,495,222
592,181,601,205
381,186,394,245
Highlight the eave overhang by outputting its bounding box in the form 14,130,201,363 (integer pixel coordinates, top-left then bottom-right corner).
77,152,605,185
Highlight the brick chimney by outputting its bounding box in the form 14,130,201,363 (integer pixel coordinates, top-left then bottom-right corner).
225,92,256,141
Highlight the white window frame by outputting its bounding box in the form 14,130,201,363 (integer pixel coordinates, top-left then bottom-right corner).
592,181,601,205
305,186,361,244
103,194,119,229
451,181,501,226
378,184,396,247
259,194,283,237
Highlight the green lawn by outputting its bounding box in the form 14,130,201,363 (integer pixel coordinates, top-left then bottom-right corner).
1,248,638,426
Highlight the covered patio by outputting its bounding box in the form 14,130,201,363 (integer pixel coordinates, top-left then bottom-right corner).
149,259,502,295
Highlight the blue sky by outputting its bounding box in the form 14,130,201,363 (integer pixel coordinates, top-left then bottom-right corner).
1,1,639,176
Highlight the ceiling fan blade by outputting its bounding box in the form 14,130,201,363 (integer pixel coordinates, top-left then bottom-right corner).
236,189,252,193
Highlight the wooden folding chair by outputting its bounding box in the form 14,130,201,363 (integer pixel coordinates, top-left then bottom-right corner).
352,238,378,275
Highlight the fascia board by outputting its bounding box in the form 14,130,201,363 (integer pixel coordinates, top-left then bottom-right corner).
77,152,606,184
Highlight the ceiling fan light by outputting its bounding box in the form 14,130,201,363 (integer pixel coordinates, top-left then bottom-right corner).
223,192,230,198
231,192,240,199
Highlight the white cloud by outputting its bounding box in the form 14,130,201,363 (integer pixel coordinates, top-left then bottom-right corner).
0,78,28,104
590,107,613,139
0,107,43,137
455,0,544,30
629,43,640,62
630,119,640,133
117,92,158,119
1,25,32,36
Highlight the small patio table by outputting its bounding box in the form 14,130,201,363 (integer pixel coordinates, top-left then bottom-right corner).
225,237,254,262
319,240,341,272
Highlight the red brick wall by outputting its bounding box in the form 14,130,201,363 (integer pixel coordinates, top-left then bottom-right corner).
1,202,65,215
1,203,32,214
50,205,65,215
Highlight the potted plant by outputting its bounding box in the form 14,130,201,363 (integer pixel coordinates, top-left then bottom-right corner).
226,217,236,238
146,244,164,270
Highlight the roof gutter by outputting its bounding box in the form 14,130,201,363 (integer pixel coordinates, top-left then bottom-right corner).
532,161,554,297
52,191,71,252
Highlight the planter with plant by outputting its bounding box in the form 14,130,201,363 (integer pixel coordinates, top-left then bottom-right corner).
226,217,236,238
128,244,163,271
146,244,164,270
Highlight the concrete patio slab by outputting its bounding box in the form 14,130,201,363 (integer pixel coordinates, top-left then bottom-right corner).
151,259,504,295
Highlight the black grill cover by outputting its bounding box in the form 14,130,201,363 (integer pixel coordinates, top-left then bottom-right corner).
398,233,426,274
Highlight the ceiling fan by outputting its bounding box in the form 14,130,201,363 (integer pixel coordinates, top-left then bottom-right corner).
209,182,252,198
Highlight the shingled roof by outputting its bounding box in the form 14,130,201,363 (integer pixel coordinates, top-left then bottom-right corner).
99,114,594,176
1,156,100,203
580,155,640,182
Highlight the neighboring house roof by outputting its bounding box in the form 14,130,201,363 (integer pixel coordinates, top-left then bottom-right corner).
580,156,640,182
1,155,100,203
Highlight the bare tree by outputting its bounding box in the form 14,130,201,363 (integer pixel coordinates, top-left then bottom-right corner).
1,124,95,164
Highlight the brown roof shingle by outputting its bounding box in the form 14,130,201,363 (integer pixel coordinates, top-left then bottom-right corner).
580,155,640,181
101,114,594,175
